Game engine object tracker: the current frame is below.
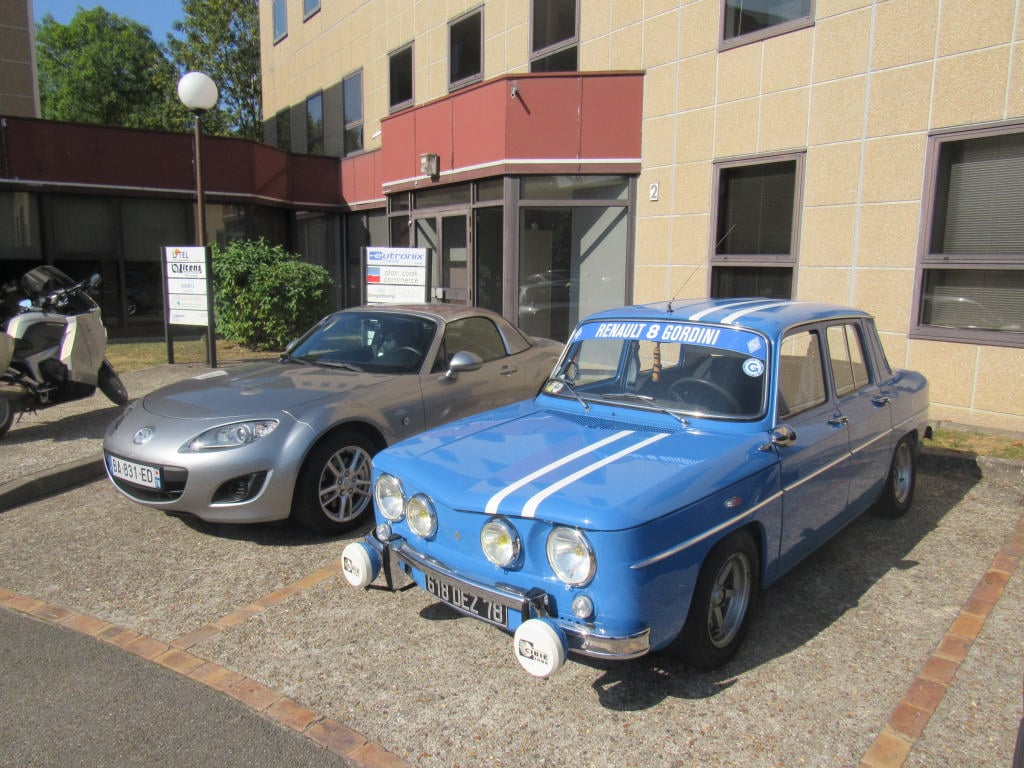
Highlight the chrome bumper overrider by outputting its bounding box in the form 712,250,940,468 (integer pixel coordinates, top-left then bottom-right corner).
365,532,651,660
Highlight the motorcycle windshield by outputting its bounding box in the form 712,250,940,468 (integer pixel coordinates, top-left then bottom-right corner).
22,266,77,296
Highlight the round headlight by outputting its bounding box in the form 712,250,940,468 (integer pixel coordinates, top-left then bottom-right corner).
374,473,405,521
405,494,437,539
546,527,596,586
480,518,521,567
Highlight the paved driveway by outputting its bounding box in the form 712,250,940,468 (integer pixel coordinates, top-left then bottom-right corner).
1,451,1021,767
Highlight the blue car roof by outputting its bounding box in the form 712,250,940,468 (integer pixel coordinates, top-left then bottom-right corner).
581,299,872,340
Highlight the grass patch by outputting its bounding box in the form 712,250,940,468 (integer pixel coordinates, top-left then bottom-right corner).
106,339,280,373
926,427,1024,462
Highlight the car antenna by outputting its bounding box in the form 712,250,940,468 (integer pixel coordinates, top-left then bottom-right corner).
666,262,703,313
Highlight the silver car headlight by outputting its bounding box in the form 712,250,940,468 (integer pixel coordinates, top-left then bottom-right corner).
374,473,405,521
546,527,596,586
186,420,279,451
480,518,521,567
405,494,437,539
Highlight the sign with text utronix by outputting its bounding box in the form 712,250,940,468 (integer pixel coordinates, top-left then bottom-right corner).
365,246,428,304
165,246,212,326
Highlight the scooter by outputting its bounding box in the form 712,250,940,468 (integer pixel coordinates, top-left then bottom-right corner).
0,265,128,439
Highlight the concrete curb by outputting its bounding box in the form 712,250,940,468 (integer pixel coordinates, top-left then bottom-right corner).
0,455,105,513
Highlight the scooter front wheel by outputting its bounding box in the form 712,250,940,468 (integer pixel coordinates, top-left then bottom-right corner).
98,360,129,405
0,398,13,439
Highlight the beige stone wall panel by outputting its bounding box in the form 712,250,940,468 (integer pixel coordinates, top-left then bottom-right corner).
678,0,719,60
856,202,921,268
646,63,680,117
932,47,1013,128
677,53,717,111
670,213,710,265
797,266,853,305
938,0,1016,56
871,0,940,71
812,8,872,83
759,87,810,152
580,38,611,70
867,63,933,137
800,205,857,267
672,161,713,216
816,0,875,18
643,9,681,69
762,29,814,93
974,346,1024,415
907,339,978,407
643,114,677,169
861,134,927,203
804,142,863,206
809,76,868,144
636,215,673,266
717,43,762,103
713,99,759,158
1010,42,1024,117
851,268,915,332
610,23,643,70
675,107,715,163
611,0,644,29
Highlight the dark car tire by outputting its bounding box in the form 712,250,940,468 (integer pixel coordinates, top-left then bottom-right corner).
0,398,13,439
673,529,759,670
293,430,378,535
872,435,916,518
98,360,129,406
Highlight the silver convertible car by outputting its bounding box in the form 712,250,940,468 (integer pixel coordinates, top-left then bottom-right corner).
103,305,561,534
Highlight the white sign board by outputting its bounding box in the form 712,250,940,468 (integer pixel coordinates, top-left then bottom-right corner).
365,246,428,304
165,246,211,326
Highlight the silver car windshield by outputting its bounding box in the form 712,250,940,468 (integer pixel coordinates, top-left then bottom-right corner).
546,320,769,420
287,312,437,374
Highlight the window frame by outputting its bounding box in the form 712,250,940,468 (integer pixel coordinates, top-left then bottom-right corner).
272,0,287,43
388,43,414,113
719,0,814,51
342,70,364,156
709,151,804,299
448,7,484,92
530,0,579,73
306,92,324,155
303,0,320,21
912,121,1024,349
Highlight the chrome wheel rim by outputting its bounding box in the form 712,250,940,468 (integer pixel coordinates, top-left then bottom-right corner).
892,441,913,506
707,551,752,648
317,445,373,523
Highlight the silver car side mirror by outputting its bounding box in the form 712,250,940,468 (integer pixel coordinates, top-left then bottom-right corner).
443,350,483,381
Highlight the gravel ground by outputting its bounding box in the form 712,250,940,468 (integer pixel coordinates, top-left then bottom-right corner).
0,460,1020,768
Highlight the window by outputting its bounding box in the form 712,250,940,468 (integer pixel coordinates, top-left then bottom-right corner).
434,317,507,371
449,9,483,90
343,71,363,155
306,92,323,155
722,0,813,48
711,155,801,299
777,329,826,417
531,0,578,72
389,44,414,111
272,0,287,42
916,127,1024,345
275,108,291,151
826,324,870,398
303,0,320,19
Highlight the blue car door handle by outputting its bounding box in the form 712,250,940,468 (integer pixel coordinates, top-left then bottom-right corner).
828,414,849,427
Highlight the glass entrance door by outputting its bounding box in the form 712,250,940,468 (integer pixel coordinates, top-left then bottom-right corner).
414,214,470,304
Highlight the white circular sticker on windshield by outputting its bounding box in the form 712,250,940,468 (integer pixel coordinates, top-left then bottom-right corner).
743,358,765,377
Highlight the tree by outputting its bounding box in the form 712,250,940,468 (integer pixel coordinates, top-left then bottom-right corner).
36,8,184,131
167,0,262,140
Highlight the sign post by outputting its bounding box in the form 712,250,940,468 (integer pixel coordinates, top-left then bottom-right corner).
163,245,217,366
365,246,429,304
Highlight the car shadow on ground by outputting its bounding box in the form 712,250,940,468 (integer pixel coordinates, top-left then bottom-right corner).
575,466,979,711
170,513,374,548
5,404,123,444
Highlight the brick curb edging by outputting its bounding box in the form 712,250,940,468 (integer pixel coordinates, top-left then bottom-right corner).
0,566,412,768
857,510,1024,768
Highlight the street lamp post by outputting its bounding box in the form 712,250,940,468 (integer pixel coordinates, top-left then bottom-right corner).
176,71,219,367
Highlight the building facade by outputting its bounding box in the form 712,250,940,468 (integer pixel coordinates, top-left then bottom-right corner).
260,0,1024,432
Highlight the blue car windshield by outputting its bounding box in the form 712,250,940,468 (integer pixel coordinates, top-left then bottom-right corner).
548,320,768,420
288,312,437,373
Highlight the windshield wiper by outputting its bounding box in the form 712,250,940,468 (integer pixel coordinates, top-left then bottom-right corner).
312,360,363,372
280,353,313,366
599,392,688,426
545,376,590,412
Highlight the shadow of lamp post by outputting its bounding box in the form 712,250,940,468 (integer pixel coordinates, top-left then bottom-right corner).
176,71,219,368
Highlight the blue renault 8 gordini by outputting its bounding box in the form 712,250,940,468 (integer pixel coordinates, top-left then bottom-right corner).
342,299,930,677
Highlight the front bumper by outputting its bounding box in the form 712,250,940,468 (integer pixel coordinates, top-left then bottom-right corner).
362,530,651,661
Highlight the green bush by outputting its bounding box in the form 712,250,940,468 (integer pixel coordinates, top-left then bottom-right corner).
211,238,335,350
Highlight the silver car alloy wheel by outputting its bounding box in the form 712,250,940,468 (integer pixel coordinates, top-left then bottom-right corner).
891,439,914,506
317,444,373,523
707,550,752,649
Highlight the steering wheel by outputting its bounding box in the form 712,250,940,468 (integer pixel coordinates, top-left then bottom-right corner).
668,377,741,414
